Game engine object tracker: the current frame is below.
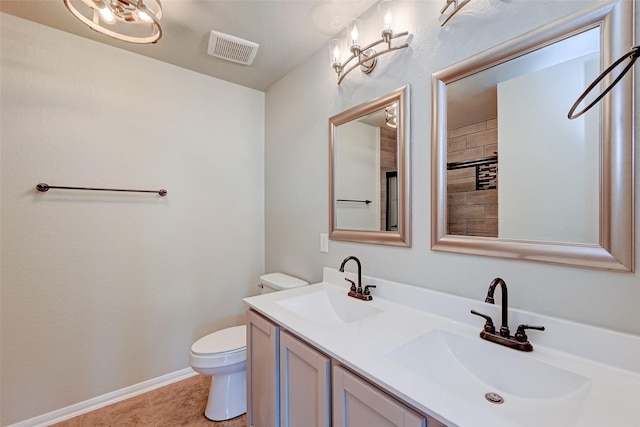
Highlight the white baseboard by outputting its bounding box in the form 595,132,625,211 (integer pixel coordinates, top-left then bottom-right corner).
7,368,198,427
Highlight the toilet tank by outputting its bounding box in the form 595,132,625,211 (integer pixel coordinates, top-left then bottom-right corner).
259,273,308,294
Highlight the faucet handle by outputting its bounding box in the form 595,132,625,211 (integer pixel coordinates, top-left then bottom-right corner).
515,324,545,342
344,278,357,293
471,310,496,334
363,285,376,296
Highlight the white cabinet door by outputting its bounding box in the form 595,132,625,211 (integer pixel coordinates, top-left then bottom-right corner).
280,330,331,427
247,309,279,427
333,365,427,427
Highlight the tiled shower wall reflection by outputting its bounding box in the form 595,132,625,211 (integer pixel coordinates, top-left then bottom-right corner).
447,119,498,237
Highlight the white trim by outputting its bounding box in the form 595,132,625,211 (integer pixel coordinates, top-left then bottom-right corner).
7,368,197,427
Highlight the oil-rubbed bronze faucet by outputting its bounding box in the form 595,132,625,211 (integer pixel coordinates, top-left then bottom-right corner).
339,256,376,301
471,278,545,352
485,278,510,338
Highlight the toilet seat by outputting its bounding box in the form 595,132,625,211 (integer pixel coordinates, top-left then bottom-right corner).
191,325,246,356
190,325,247,369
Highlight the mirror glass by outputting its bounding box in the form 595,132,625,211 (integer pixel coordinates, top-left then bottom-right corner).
446,27,600,244
432,1,634,271
330,86,411,246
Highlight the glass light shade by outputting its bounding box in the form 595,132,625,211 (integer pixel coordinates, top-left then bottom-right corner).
329,39,342,67
347,19,363,51
379,0,394,31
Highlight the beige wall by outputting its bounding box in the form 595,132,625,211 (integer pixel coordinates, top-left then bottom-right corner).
1,14,265,425
265,0,640,336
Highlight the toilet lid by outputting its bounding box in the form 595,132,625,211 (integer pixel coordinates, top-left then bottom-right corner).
191,325,246,356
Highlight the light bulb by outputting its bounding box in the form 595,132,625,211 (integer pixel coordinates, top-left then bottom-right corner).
134,9,153,22
329,39,342,74
347,19,362,52
99,6,116,25
329,39,342,71
384,11,392,29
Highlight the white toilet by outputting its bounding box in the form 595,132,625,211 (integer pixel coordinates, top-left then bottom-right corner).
189,273,308,421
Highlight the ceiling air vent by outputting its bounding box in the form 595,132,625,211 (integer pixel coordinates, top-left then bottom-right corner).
207,30,259,66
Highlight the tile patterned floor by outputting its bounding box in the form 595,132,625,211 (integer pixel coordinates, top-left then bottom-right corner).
49,375,246,427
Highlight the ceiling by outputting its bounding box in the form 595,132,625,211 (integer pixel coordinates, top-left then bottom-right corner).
0,0,377,91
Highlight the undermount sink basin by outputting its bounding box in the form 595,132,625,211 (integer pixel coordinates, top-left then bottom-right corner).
276,289,382,326
388,329,590,400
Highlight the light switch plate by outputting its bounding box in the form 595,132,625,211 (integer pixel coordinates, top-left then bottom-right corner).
320,233,329,252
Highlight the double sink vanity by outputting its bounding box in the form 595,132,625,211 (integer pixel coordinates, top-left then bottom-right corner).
244,267,640,427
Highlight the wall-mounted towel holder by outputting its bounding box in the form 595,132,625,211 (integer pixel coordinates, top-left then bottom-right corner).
36,183,167,196
337,199,372,205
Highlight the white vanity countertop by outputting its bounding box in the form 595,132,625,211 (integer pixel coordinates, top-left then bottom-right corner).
244,268,640,427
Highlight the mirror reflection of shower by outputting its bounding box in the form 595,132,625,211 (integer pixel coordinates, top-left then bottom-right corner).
386,171,398,231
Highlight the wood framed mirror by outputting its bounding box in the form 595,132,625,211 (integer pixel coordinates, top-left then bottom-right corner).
330,85,411,247
431,0,634,271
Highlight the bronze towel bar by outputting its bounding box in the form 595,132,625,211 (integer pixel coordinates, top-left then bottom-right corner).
337,199,372,205
36,183,167,196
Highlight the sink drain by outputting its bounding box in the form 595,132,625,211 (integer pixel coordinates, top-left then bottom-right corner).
485,392,504,404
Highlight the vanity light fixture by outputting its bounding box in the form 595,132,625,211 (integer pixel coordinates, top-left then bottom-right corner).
385,103,398,128
330,0,409,84
63,0,163,44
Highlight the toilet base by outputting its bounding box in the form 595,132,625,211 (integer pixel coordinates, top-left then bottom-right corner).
204,369,247,421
